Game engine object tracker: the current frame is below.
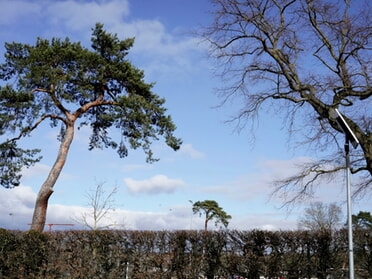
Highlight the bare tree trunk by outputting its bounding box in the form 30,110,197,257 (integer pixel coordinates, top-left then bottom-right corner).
30,122,75,231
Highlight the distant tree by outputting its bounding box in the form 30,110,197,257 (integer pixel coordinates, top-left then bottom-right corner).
74,181,119,230
0,23,181,232
201,0,372,203
192,200,231,231
352,211,372,230
298,202,342,232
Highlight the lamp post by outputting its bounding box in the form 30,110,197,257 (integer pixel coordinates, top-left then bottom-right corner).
331,108,359,279
344,136,355,279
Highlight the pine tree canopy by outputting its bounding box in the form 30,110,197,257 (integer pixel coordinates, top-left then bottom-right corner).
0,23,182,188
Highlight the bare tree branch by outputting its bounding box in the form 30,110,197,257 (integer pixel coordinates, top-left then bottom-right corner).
202,0,372,203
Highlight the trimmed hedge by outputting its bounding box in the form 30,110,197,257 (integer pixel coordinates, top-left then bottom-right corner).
0,229,370,279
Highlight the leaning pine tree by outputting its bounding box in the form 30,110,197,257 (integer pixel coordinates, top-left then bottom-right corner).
0,23,182,232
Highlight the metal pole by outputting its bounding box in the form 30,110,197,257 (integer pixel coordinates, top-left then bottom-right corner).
345,139,354,279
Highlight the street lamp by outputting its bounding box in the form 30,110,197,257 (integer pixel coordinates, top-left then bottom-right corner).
330,108,359,279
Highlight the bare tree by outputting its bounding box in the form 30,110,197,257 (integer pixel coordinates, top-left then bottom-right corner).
298,202,342,232
201,0,371,202
75,181,119,230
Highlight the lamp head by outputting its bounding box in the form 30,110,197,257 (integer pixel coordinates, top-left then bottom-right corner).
330,108,359,149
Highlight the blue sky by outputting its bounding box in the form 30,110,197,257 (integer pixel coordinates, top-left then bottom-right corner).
0,0,369,231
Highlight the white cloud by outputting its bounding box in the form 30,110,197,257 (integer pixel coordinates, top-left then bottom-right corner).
229,212,297,231
0,0,41,25
45,0,130,32
0,185,36,230
41,0,202,64
48,204,196,231
21,162,75,184
259,157,348,205
108,19,203,79
259,157,316,182
0,180,300,232
21,163,51,180
0,0,206,81
0,185,36,209
124,174,186,194
117,19,201,55
179,143,205,159
199,171,271,202
0,186,196,230
3,156,353,232
198,156,348,209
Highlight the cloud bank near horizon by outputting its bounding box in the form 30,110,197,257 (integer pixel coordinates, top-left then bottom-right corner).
0,155,355,232
124,175,186,195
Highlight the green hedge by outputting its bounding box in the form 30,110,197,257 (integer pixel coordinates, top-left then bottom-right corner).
0,229,370,279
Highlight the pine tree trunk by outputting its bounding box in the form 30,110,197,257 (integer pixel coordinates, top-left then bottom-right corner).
30,122,75,232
